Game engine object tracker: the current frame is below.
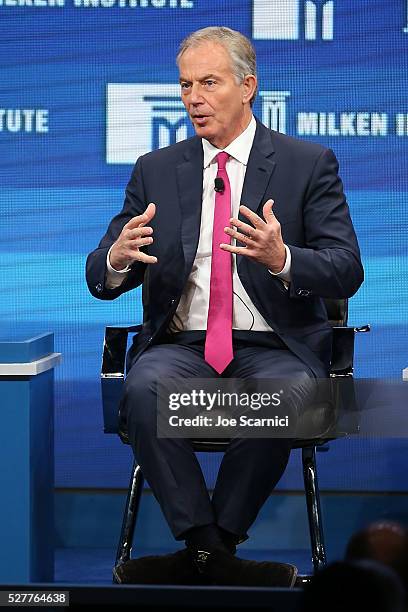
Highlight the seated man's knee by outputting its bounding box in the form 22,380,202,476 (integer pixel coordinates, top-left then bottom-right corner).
121,367,160,431
124,366,158,399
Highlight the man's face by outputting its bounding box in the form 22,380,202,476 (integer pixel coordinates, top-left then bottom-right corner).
178,41,255,149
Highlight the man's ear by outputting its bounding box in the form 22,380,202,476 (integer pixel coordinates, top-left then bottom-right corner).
242,74,257,104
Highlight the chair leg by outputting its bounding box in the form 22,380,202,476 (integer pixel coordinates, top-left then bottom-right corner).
302,446,327,574
115,459,145,568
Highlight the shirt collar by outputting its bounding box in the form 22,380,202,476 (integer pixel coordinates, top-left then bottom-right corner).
202,115,256,168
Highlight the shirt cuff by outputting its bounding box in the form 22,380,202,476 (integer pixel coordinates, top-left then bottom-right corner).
105,245,131,289
268,245,291,285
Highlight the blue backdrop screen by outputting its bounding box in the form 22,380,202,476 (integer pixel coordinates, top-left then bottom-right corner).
1,0,408,490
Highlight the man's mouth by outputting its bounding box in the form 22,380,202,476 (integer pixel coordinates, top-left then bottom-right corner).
193,115,210,125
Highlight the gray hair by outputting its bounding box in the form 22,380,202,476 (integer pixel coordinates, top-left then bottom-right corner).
176,26,257,106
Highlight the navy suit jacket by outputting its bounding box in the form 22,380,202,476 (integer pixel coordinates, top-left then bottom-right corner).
86,118,364,376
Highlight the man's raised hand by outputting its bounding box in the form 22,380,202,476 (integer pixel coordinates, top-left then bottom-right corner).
109,203,158,270
221,199,286,273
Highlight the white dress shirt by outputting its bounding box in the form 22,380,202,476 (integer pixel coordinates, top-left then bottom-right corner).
106,115,291,333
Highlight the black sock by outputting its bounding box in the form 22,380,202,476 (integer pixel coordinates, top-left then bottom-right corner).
184,523,230,553
218,526,239,553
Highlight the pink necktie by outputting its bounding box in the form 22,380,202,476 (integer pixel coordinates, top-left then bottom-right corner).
204,151,233,374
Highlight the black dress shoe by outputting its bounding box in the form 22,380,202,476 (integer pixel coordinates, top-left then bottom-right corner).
188,546,298,587
113,548,209,585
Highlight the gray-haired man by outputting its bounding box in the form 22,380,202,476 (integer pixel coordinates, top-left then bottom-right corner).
86,26,363,586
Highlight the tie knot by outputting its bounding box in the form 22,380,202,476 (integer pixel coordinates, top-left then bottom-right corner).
216,151,229,170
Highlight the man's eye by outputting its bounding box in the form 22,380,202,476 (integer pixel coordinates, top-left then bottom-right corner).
180,83,190,90
204,80,216,87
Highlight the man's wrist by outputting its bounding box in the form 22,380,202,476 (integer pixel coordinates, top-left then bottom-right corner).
268,245,291,281
268,247,286,275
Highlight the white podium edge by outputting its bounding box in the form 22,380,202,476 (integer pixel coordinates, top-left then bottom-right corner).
0,353,62,376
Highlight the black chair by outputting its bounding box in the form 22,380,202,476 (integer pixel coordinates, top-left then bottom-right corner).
101,299,369,577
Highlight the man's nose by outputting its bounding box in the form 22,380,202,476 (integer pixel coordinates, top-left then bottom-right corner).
189,83,203,104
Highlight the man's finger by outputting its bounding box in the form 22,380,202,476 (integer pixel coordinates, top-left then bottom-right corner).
137,203,156,228
262,199,276,223
238,205,266,228
135,252,158,264
130,236,154,248
229,217,259,237
224,226,255,244
143,202,156,220
126,215,147,230
127,227,153,240
220,243,250,255
126,203,156,229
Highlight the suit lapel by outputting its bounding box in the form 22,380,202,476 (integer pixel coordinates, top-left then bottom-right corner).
238,120,276,271
176,137,204,281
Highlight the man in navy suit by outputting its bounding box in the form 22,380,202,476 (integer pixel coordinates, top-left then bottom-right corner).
86,26,363,587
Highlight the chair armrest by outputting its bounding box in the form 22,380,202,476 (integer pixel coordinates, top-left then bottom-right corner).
101,325,143,378
101,324,142,434
355,324,371,333
330,324,370,376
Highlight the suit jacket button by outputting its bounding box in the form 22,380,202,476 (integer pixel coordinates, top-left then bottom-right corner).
96,283,102,293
